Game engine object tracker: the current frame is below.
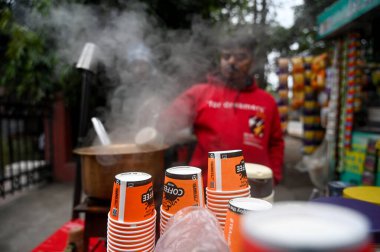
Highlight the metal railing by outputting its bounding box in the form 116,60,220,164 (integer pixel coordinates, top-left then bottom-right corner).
0,100,53,198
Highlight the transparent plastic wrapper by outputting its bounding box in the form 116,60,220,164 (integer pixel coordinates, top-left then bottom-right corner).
155,206,229,252
295,140,329,191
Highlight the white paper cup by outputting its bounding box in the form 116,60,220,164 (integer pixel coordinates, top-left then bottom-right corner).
241,202,372,252
229,197,272,212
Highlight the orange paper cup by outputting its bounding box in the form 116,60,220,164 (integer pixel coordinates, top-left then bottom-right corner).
224,198,272,252
107,231,155,246
160,205,173,218
217,216,226,224
207,198,231,204
160,216,169,226
214,211,227,218
207,204,228,214
160,221,166,232
207,201,228,209
206,186,251,195
108,240,155,252
107,233,155,247
108,224,155,238
162,166,204,215
206,190,251,200
207,150,249,191
108,220,156,232
107,209,156,229
108,222,155,235
110,172,155,222
160,216,167,225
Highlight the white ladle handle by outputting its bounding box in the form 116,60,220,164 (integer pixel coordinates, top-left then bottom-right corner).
91,117,111,145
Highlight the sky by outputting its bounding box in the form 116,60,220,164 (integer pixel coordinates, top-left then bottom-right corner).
272,0,304,28
267,0,304,90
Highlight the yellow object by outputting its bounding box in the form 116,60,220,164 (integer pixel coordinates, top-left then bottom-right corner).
291,57,304,73
279,90,288,99
303,116,317,124
279,74,289,84
278,106,288,114
304,101,317,109
293,73,305,86
343,186,380,205
303,146,316,154
278,58,289,70
304,131,315,140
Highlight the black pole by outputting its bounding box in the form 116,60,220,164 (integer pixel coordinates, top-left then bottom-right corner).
72,70,92,219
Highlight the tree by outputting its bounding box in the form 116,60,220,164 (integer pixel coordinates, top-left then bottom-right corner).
271,0,336,56
0,0,83,103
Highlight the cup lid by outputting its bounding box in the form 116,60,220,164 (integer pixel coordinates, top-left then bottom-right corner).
228,197,272,214
166,166,202,175
245,163,273,179
115,172,151,182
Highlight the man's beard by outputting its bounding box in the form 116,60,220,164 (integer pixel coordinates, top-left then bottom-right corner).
225,75,252,90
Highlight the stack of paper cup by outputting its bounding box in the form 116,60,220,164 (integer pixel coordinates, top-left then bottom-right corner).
224,198,272,252
160,166,205,235
107,172,156,252
206,150,251,229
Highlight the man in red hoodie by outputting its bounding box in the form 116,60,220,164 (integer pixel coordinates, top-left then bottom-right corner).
158,34,284,185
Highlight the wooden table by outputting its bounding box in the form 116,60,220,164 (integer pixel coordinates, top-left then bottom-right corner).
73,198,109,252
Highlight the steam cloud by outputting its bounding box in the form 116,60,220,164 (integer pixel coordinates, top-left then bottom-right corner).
27,3,232,145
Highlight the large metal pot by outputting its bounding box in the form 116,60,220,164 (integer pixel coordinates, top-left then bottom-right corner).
73,144,167,200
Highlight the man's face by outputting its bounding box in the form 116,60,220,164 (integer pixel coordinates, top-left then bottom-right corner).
220,47,253,86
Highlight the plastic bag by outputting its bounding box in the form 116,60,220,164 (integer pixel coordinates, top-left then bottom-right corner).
155,206,229,252
295,140,329,190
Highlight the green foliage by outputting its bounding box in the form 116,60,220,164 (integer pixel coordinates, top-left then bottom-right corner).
1,5,46,101
0,1,76,103
270,0,335,56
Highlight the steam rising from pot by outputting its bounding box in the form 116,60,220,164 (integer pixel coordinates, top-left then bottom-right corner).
24,2,252,146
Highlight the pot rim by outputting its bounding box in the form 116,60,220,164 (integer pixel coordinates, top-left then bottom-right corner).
73,143,168,155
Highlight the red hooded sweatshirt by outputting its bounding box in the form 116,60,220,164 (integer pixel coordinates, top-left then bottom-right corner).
159,75,284,185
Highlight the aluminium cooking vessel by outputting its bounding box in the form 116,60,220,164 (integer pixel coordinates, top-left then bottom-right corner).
73,144,167,200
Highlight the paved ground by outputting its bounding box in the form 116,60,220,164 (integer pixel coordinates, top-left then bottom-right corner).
0,183,74,252
0,136,314,252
